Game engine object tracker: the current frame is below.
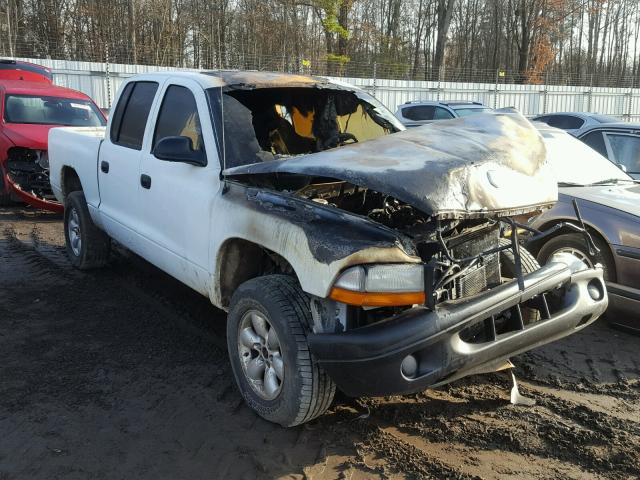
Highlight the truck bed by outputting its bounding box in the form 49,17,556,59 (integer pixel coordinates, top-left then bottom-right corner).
48,126,106,208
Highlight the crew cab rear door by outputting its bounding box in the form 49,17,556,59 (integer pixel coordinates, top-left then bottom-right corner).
97,79,160,249
136,78,220,295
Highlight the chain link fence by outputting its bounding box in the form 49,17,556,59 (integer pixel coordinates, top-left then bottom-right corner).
3,38,640,88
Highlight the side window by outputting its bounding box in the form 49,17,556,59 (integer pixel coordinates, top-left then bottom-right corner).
534,115,551,124
153,85,204,153
434,107,454,120
109,82,133,143
562,116,585,130
545,115,565,129
110,81,158,150
547,115,584,130
581,131,608,158
606,133,640,173
402,105,435,121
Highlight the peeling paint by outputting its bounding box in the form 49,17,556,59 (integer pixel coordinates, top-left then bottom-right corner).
240,185,417,264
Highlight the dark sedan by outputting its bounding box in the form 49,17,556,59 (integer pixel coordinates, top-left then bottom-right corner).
577,123,640,179
528,125,640,332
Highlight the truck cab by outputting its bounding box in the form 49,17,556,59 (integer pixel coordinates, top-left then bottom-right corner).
48,71,608,427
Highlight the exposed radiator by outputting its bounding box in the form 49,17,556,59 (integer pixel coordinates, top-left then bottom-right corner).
450,227,501,299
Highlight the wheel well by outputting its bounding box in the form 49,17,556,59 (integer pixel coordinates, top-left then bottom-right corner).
61,167,83,197
217,238,296,308
532,220,616,279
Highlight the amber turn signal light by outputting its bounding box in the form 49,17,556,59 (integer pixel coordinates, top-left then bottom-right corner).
329,287,425,307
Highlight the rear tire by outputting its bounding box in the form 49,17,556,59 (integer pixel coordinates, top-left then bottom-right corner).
64,191,110,269
227,275,335,427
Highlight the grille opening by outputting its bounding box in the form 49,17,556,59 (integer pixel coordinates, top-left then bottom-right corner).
459,291,563,344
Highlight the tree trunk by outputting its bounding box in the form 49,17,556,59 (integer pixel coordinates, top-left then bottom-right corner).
432,0,456,80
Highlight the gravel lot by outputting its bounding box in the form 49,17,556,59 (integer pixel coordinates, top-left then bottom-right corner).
1,206,639,480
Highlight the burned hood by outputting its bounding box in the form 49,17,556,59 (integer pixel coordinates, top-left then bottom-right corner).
224,113,557,218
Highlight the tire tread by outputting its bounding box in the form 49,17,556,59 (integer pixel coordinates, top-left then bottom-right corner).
228,275,335,426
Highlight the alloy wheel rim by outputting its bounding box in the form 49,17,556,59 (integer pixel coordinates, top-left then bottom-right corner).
237,310,284,400
68,207,81,257
551,246,594,268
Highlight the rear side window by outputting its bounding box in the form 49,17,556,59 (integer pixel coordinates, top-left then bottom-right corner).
110,81,158,150
543,115,563,128
546,115,584,130
581,131,608,158
153,85,204,153
434,107,454,119
561,116,584,129
402,105,435,121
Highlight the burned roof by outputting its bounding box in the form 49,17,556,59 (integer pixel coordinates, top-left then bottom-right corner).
200,70,334,89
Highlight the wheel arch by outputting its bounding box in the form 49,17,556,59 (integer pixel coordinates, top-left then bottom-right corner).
61,166,83,198
531,217,610,252
532,218,617,280
215,237,299,309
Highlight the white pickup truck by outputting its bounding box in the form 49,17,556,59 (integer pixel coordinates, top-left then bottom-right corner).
48,71,607,426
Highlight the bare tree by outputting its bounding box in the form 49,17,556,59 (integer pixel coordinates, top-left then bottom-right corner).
2,0,640,86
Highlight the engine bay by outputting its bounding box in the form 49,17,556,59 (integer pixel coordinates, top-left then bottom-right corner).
290,178,513,306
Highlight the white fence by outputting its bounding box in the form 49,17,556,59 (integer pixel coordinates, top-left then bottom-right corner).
340,77,640,121
17,57,640,121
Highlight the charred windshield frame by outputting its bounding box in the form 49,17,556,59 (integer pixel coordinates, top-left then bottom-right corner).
3,94,106,126
205,85,404,169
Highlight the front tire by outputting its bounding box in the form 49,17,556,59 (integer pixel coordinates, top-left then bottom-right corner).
64,191,110,269
227,275,335,427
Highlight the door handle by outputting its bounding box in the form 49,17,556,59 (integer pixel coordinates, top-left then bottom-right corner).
100,161,109,173
140,174,151,189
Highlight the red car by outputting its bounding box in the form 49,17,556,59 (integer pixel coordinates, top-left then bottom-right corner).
0,71,105,212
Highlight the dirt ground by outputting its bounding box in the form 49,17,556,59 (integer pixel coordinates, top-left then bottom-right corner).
1,206,639,480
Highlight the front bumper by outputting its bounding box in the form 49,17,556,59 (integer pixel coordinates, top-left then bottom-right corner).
308,259,607,397
3,169,63,213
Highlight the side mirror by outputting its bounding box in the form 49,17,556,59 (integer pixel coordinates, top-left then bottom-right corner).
617,163,628,172
153,136,207,167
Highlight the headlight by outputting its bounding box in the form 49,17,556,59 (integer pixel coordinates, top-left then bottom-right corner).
329,264,425,307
